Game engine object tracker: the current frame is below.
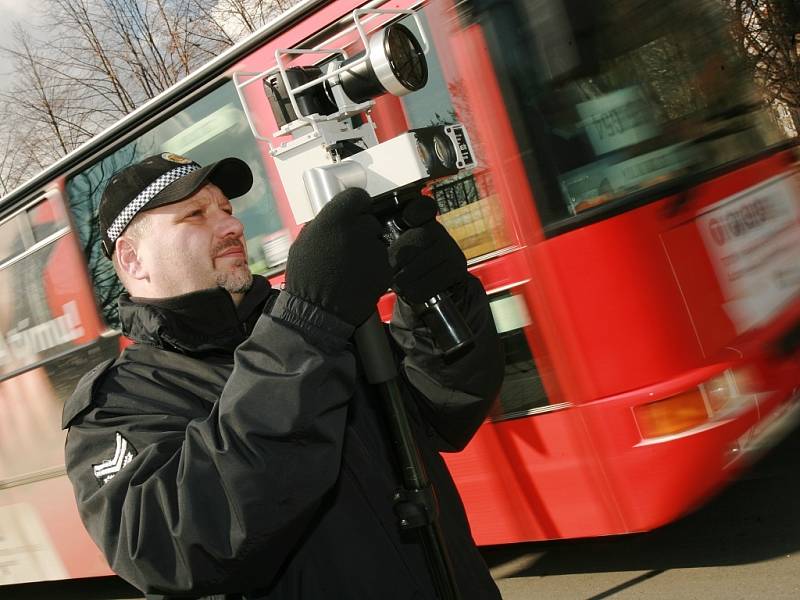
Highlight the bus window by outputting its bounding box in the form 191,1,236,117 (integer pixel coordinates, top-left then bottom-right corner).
66,81,287,328
0,194,103,379
0,214,27,265
487,290,549,419
28,194,69,244
398,13,514,261
470,0,793,227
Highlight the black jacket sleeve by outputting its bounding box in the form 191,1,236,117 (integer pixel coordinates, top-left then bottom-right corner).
389,275,504,451
64,292,355,596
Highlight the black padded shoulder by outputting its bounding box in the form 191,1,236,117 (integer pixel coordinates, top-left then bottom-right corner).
61,358,115,429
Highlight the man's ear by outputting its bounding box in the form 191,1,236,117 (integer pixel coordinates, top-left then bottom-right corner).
115,237,148,281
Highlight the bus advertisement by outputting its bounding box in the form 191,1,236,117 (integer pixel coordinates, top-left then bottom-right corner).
1,0,799,594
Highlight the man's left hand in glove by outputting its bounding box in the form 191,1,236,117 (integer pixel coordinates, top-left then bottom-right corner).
388,195,468,305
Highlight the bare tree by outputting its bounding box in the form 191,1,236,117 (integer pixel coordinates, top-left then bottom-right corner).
0,25,95,157
0,0,298,170
730,0,800,130
0,118,40,195
0,24,97,193
187,0,297,50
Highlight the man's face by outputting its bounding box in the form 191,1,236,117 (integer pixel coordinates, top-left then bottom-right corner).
127,183,253,301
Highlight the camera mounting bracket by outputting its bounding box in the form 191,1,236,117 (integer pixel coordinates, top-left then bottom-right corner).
233,7,428,146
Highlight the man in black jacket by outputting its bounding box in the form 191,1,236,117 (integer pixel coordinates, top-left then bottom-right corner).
63,153,504,599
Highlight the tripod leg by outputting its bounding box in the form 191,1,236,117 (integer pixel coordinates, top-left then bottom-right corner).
355,313,462,600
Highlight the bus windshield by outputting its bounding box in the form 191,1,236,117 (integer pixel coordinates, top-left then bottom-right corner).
475,0,794,228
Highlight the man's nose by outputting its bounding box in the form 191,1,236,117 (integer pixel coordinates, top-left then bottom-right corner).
215,209,244,238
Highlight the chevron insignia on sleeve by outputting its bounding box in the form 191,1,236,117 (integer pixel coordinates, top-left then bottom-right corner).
92,432,138,486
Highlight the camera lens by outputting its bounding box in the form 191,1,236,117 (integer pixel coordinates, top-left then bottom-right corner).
337,23,428,104
383,24,427,92
433,133,456,168
411,126,466,177
416,139,433,169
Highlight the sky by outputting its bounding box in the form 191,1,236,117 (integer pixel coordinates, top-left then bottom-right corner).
0,0,46,89
0,0,37,29
0,1,41,86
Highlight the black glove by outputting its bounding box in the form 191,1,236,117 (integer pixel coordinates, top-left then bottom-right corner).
388,195,468,305
285,188,391,327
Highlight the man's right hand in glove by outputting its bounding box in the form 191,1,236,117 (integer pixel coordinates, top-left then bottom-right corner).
284,188,391,327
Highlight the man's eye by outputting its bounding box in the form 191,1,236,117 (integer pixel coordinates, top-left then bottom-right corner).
187,210,203,218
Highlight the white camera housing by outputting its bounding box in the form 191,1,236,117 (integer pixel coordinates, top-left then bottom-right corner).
273,123,476,223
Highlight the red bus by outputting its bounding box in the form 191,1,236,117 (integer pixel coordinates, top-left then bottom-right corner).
2,0,800,595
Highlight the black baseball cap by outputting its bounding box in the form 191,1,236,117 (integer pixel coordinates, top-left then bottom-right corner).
99,152,253,258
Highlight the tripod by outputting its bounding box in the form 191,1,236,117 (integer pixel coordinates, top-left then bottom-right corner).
354,313,462,600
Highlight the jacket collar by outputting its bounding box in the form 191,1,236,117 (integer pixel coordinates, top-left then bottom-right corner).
118,275,274,355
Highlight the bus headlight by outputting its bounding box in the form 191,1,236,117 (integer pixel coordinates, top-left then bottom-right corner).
634,389,710,439
634,367,759,439
701,366,759,419
701,371,737,415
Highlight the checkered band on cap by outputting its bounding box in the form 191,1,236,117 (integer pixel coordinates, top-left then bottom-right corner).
106,163,201,243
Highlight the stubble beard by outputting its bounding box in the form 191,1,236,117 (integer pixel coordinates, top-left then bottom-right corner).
212,238,253,295
216,260,253,294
